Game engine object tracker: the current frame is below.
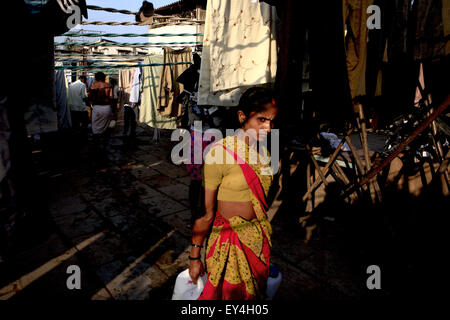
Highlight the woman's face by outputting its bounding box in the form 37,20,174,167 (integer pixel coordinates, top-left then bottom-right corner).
240,104,278,142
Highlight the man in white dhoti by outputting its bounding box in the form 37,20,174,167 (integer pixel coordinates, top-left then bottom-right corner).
88,72,114,136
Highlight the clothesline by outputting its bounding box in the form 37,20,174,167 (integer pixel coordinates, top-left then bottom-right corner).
62,71,119,75
54,41,202,47
55,53,153,57
86,5,137,16
55,62,192,70
67,70,119,74
61,32,204,37
85,5,201,22
55,59,144,63
81,21,204,26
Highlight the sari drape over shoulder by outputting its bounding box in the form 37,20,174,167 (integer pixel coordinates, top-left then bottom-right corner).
198,136,273,300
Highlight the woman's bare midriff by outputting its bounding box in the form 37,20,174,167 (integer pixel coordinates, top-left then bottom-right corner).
217,200,256,221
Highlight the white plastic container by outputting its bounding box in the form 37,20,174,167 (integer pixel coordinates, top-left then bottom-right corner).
266,264,282,300
172,269,207,300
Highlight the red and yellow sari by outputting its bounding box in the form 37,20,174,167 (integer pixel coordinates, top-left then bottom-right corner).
198,136,273,300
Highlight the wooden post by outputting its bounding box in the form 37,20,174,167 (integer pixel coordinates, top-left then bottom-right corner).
330,162,357,203
332,162,350,185
355,103,383,202
305,161,313,213
343,135,371,195
344,136,366,176
301,128,354,202
427,107,449,187
307,145,329,188
438,150,450,196
299,160,313,228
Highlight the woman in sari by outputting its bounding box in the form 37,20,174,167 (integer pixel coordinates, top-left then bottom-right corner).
189,87,278,300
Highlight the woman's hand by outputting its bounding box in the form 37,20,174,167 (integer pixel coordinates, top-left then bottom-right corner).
189,259,205,284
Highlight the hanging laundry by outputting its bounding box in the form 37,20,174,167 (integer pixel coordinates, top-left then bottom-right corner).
17,1,61,135
119,67,141,138
54,70,72,129
24,35,59,135
343,0,371,99
130,66,142,106
444,0,450,56
370,0,448,62
273,0,305,127
308,0,352,127
139,55,177,130
177,52,201,94
176,52,201,129
198,0,278,106
388,0,411,59
158,47,193,118
86,76,94,90
118,68,136,109
366,0,391,99
414,0,449,60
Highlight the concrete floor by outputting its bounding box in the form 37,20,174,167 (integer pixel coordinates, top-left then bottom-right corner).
0,124,422,300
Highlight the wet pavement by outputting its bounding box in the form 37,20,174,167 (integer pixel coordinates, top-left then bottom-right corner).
0,123,393,300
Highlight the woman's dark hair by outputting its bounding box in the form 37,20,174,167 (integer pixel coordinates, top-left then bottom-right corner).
95,72,106,82
237,87,276,125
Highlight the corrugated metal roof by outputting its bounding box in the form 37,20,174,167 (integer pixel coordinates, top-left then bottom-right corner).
155,0,206,13
155,1,183,11
155,0,183,10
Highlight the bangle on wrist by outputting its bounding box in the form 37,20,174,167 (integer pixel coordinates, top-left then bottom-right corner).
191,243,203,248
188,256,201,261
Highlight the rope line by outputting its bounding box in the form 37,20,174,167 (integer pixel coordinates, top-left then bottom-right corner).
85,5,204,24
80,20,204,26
62,32,204,37
56,59,145,63
86,5,137,15
55,62,192,70
82,21,147,26
55,41,202,47
55,53,152,57
152,15,202,21
63,70,120,74
85,5,200,21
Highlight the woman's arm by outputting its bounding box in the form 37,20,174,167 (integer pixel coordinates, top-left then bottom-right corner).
189,188,217,284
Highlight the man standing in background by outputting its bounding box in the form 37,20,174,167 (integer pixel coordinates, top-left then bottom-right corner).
109,78,119,120
68,75,89,140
